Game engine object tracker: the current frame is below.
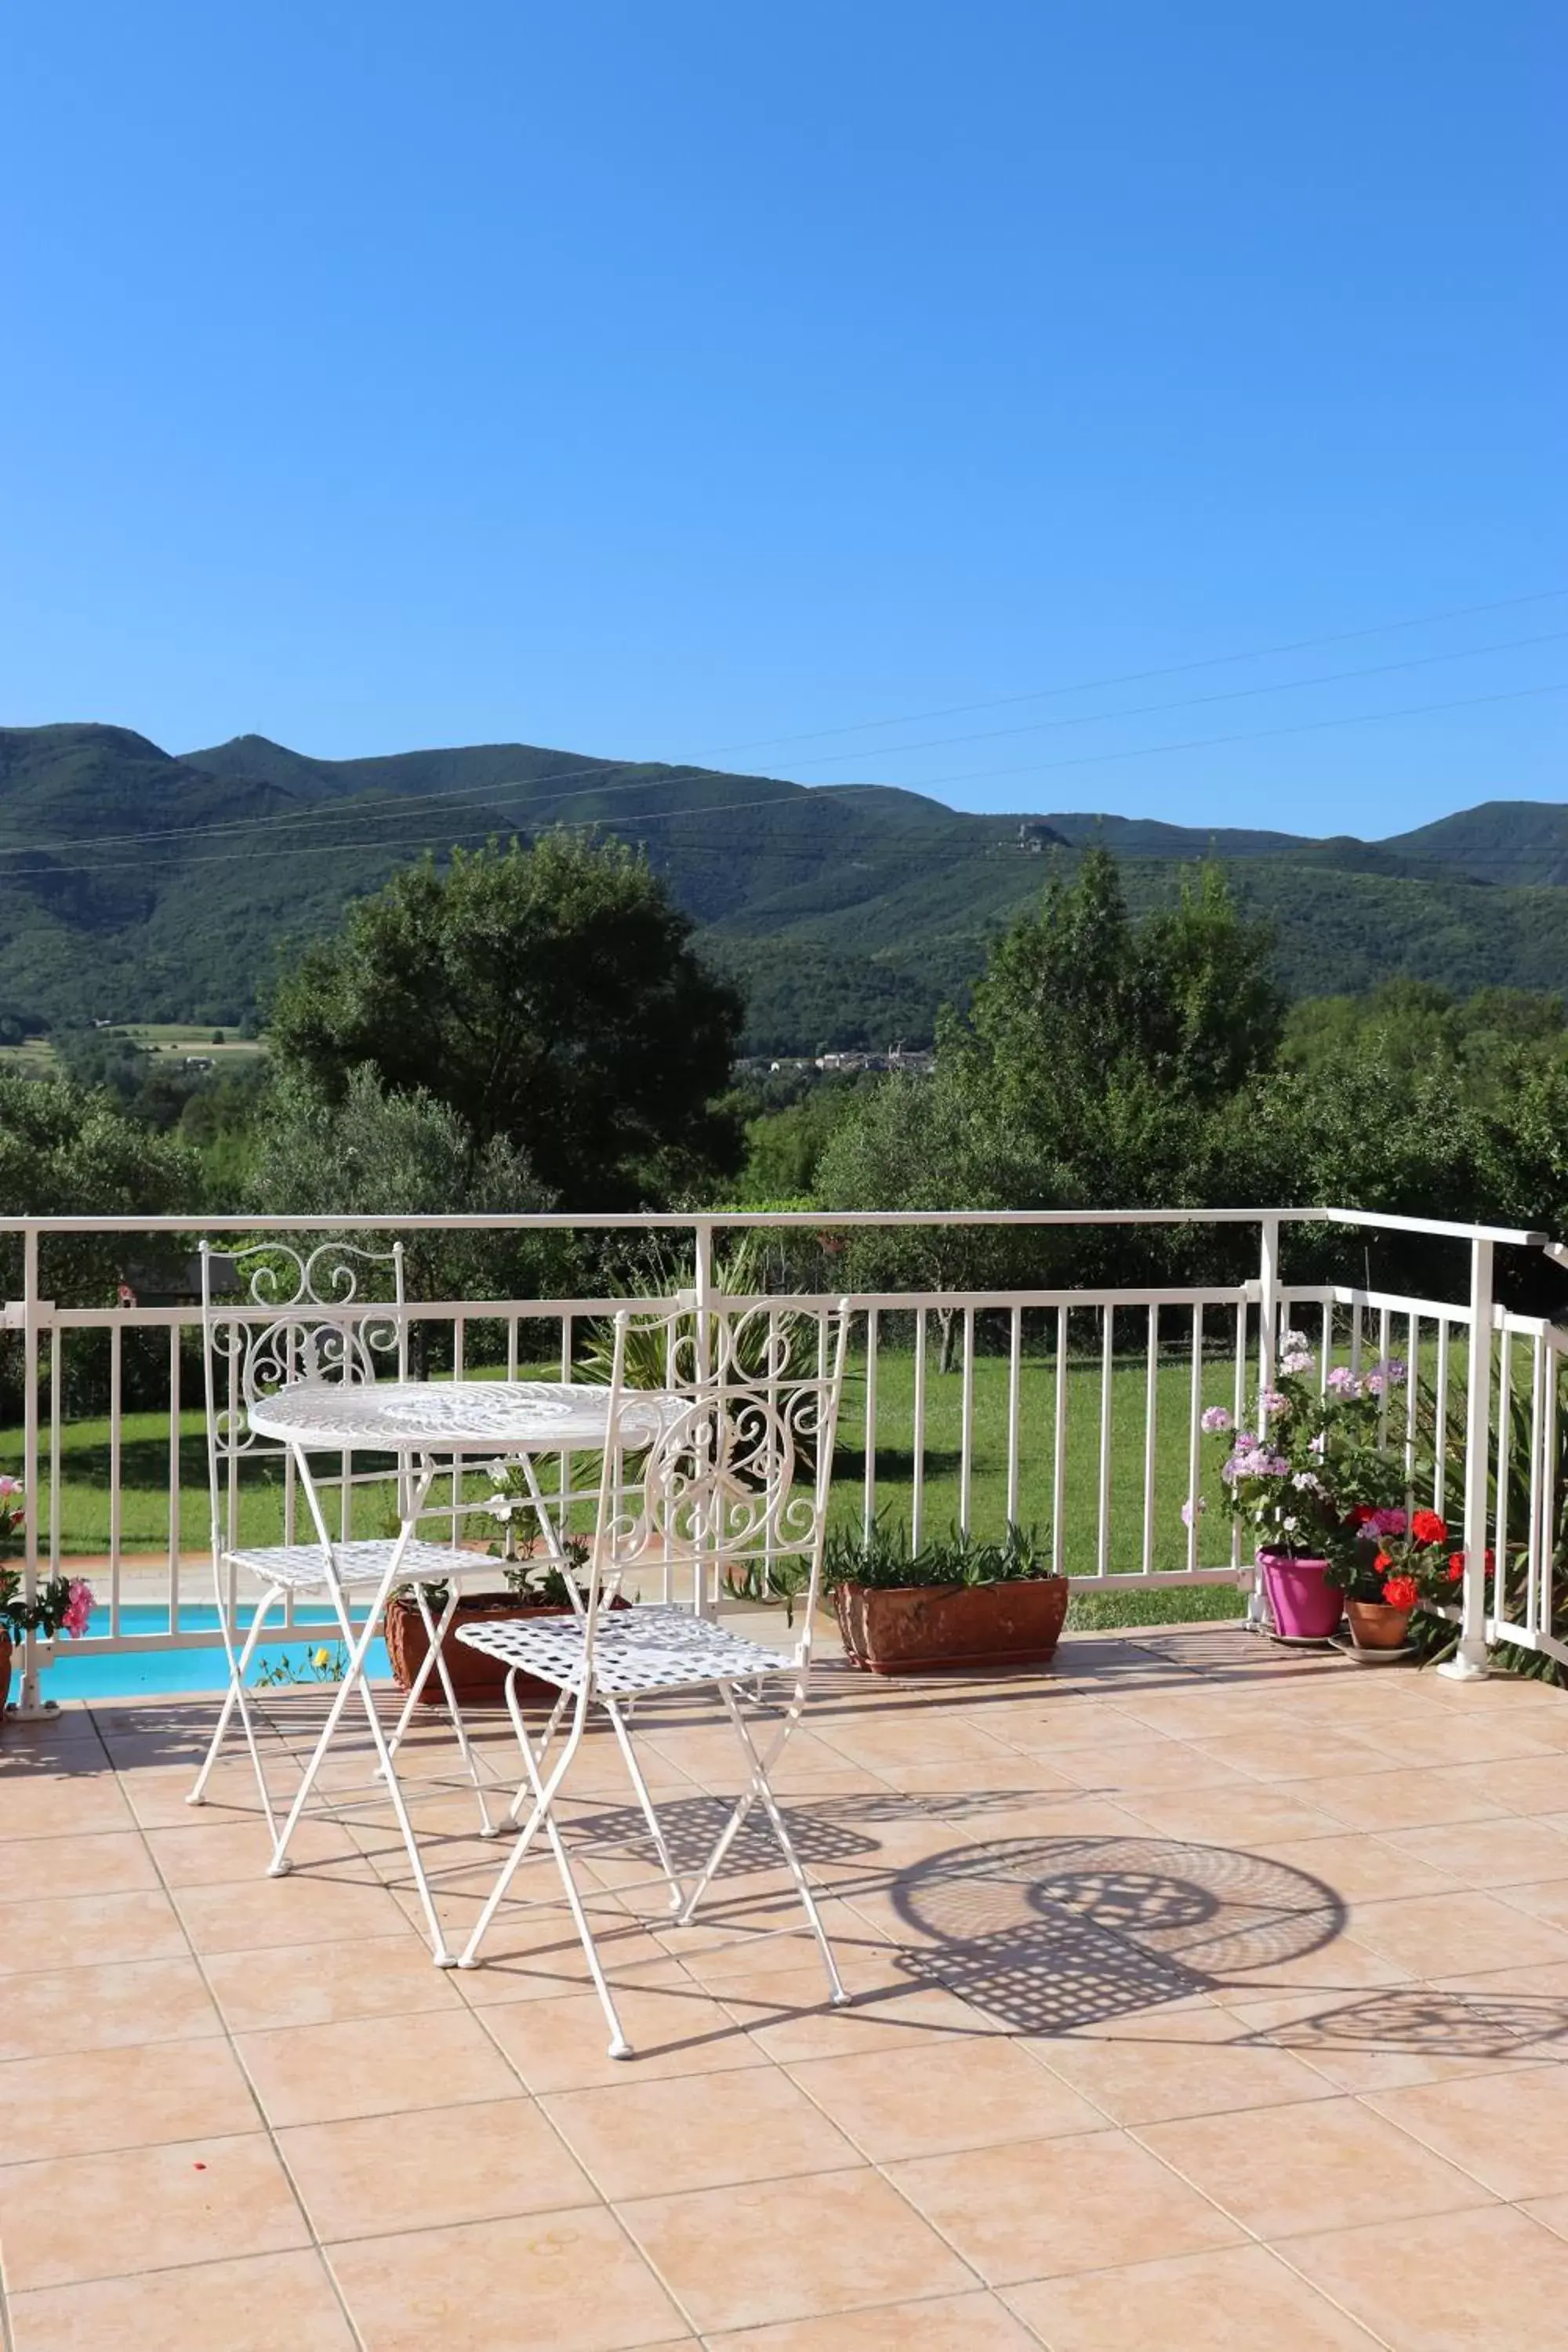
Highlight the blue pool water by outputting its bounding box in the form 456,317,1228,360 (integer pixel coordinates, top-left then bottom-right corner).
39,1604,391,1700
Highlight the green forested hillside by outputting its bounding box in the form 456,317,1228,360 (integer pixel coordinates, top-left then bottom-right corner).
1,721,1566,1052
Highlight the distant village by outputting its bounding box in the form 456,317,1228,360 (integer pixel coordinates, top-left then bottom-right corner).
736,1045,935,1080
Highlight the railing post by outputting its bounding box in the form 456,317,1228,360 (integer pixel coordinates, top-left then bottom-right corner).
1439,1234,1494,1682
13,1223,53,1719
692,1217,715,1618
1258,1214,1280,1392
1246,1216,1282,1632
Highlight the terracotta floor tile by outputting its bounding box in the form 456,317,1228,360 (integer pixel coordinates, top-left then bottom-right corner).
786,2034,1104,2160
0,1775,136,1840
0,1955,222,2062
122,1762,270,1830
0,1830,158,1902
1292,1765,1514,1834
279,2096,594,2238
621,2168,971,2333
704,2292,1042,2350
813,1715,1017,1772
1286,2203,1568,2351
1367,2064,1568,2199
145,1813,370,1887
202,1931,461,2032
1185,1730,1391,1784
889,2126,1240,2285
1479,1757,1568,1816
545,2062,857,2199
171,1870,405,1955
716,1965,981,2063
484,1972,768,2089
1497,1877,1568,1931
0,1888,188,1975
0,2037,260,2165
238,2002,520,2127
1040,2020,1338,2124
1221,1986,1556,2092
1114,1784,1351,1846
1004,2243,1380,2350
326,2207,688,2350
6,2249,358,2352
1139,2094,1493,2239
1345,1889,1568,1974
452,1915,682,2005
0,2132,308,2292
1243,1830,1457,1904
1381,1817,1568,1888
1049,1736,1246,1794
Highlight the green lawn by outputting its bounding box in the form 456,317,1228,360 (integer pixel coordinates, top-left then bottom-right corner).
7,1342,1263,1597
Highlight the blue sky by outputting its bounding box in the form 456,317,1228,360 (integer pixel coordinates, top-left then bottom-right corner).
4,1,1562,836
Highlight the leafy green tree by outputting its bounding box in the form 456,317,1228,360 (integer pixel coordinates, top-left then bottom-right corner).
956,850,1283,1132
0,1073,204,1419
268,833,745,1208
249,1065,575,1311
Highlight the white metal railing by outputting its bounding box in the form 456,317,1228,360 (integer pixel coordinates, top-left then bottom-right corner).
2,1205,1563,1709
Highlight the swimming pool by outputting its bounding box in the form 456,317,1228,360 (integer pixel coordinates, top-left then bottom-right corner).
38,1604,390,1700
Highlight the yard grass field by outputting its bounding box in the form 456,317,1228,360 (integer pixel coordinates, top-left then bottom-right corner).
2,1341,1283,1628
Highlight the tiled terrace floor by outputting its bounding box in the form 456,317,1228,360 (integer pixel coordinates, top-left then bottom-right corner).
6,1624,1568,2350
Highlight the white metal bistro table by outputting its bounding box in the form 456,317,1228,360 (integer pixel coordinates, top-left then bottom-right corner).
245,1377,678,1964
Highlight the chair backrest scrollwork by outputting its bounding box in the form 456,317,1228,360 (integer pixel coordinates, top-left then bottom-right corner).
199,1239,407,1561
581,1295,851,1668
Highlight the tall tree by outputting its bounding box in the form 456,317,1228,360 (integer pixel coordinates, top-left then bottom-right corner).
267,833,745,1208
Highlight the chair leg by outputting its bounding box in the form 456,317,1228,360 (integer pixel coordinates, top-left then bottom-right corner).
602,1697,684,1912
187,1586,287,1835
458,1679,631,2054
680,1681,847,2005
395,1583,498,1838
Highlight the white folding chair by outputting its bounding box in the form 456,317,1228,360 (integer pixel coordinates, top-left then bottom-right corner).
452,1294,851,2057
187,1238,495,1850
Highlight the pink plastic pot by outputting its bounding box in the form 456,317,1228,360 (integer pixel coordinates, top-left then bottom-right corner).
1258,1551,1342,1642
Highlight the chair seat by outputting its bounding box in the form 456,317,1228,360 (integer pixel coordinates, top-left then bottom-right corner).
455,1609,796,1697
221,1538,470,1592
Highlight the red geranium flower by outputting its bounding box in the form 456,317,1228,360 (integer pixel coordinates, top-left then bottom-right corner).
1374,1551,1393,1572
1349,1504,1377,1525
1382,1573,1420,1609
1411,1508,1447,1546
1446,1556,1464,1582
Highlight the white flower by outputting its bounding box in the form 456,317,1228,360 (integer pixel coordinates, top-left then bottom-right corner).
485,1457,511,1483
1280,1349,1313,1375
1283,1329,1310,1352
1291,1471,1321,1492
1282,1515,1299,1534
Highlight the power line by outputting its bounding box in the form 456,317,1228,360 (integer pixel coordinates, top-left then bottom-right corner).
6,625,1565,867
757,626,1568,773
22,676,1568,880
694,586,1568,758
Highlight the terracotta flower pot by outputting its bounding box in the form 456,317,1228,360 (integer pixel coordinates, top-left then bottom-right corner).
384,1590,626,1710
1258,1551,1342,1642
1346,1599,1413,1651
833,1577,1069,1677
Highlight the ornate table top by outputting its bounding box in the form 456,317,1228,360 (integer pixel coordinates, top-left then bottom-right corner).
246,1378,677,1453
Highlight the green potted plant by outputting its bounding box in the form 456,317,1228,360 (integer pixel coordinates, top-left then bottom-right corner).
0,1479,96,1718
824,1519,1068,1675
1325,1504,1460,1650
383,1460,617,1708
1202,1338,1407,1642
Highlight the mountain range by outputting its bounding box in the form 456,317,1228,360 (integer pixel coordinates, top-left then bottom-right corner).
2,721,1568,1054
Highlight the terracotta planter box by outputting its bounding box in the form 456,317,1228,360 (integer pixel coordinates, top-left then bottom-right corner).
385,1590,625,1710
833,1577,1069,1676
